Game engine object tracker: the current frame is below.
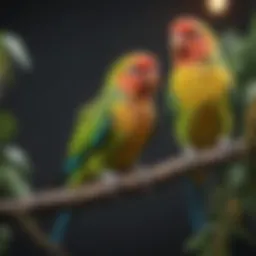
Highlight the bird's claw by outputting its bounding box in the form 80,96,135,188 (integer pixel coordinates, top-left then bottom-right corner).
217,137,232,151
100,170,120,187
183,146,198,160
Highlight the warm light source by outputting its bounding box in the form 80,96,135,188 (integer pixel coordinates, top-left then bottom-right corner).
205,0,230,16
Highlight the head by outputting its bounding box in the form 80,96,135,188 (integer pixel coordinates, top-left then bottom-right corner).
106,51,160,98
168,16,218,65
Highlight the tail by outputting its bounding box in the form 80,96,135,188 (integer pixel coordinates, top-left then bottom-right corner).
49,210,72,243
183,177,207,233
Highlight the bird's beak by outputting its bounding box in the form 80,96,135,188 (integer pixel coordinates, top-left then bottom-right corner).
170,34,185,50
144,69,160,91
2,32,33,72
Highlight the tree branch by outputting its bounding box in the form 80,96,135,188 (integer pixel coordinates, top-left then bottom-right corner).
0,138,246,216
15,214,70,256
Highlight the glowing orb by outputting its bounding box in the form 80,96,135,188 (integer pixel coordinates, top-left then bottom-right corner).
206,0,230,15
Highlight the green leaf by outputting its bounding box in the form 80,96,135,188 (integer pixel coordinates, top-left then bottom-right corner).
210,186,231,218
234,226,256,247
0,165,31,197
226,164,246,190
249,14,256,37
244,80,256,105
220,30,245,73
242,195,256,215
1,31,33,72
184,225,213,253
0,111,17,143
0,225,11,255
2,145,33,178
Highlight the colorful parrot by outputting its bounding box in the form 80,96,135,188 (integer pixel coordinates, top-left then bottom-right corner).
50,50,161,243
166,16,235,234
0,30,32,96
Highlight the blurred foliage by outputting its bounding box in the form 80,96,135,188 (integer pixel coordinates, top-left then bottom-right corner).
185,13,256,256
0,112,32,255
0,31,36,255
0,31,68,256
0,144,32,253
0,111,18,144
220,14,256,135
0,144,33,197
220,14,256,87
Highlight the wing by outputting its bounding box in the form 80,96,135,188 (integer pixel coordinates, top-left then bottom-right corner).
165,72,180,119
63,96,114,177
165,72,189,146
166,71,203,147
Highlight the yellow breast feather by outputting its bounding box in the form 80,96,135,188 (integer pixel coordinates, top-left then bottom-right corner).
172,64,233,110
109,99,156,170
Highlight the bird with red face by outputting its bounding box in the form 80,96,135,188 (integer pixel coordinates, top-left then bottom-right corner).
166,16,235,234
49,50,161,244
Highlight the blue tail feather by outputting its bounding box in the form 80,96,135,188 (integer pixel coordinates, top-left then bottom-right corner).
50,210,72,243
183,177,207,233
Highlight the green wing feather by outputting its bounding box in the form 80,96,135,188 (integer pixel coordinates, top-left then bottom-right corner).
165,72,181,119
64,92,122,185
166,71,192,146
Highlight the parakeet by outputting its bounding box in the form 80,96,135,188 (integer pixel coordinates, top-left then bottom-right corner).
0,30,32,97
166,16,235,233
50,50,161,243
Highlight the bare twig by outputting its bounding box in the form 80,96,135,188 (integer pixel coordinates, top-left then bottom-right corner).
0,137,246,215
15,214,70,256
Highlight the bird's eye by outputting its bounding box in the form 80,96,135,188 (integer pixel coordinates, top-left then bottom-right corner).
146,66,156,75
186,30,201,39
128,66,140,76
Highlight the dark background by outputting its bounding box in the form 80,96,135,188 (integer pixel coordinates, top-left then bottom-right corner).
0,0,255,255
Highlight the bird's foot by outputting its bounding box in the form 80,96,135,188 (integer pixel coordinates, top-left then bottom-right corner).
100,170,120,187
183,146,198,161
217,136,232,151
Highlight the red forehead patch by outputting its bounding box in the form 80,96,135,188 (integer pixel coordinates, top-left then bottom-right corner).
169,16,200,34
135,55,155,70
